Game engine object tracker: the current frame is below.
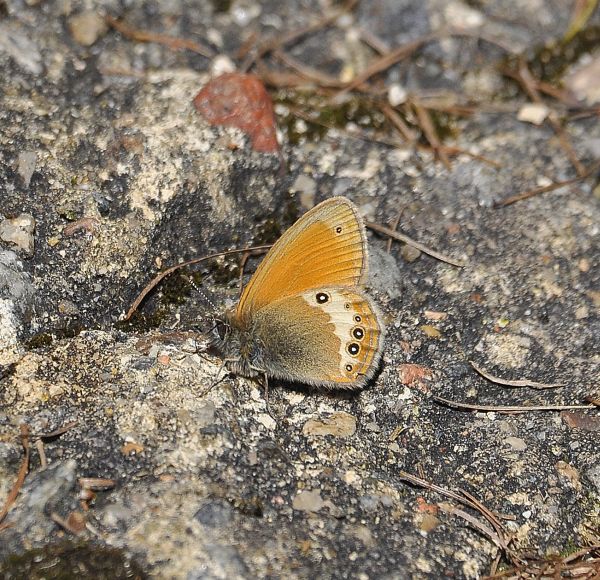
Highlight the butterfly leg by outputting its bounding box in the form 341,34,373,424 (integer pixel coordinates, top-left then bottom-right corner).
200,357,239,397
249,365,271,412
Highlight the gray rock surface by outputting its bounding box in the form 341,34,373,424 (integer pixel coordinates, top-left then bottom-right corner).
1,0,599,578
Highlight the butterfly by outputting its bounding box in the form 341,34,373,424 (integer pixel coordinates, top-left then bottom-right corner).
211,196,385,390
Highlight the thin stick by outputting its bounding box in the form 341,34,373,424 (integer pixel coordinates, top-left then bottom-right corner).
334,29,515,99
380,103,418,143
386,208,404,254
35,439,47,470
440,506,507,551
272,50,348,89
238,251,251,298
243,0,359,70
50,512,84,536
439,145,502,168
412,98,451,170
516,60,585,177
459,488,506,536
366,221,465,267
37,420,78,439
124,246,272,321
285,105,500,168
398,471,512,552
494,159,600,208
470,361,564,389
106,15,214,58
0,425,30,527
432,395,597,413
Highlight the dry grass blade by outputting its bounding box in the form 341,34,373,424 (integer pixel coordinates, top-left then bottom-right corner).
412,98,451,170
334,29,515,100
78,477,117,491
516,60,586,177
440,505,507,551
333,34,435,99
433,395,597,413
106,15,214,58
366,221,465,267
123,246,272,321
243,0,359,70
273,50,348,88
398,471,512,552
50,512,86,536
494,159,600,208
37,420,78,439
470,361,564,389
439,144,502,168
0,425,30,528
380,103,418,144
485,544,600,579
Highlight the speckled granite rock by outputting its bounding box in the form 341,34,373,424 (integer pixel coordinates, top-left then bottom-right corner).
1,0,599,579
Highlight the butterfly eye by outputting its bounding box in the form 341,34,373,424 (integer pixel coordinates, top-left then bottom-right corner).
347,343,360,356
316,292,330,304
352,327,365,340
215,320,228,341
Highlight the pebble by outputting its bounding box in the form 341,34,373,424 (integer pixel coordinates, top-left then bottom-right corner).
0,23,43,74
504,436,527,451
68,11,108,46
565,54,600,105
401,244,422,263
291,174,317,210
302,411,357,437
17,151,37,188
292,489,324,512
0,213,36,255
517,103,550,125
586,464,600,493
194,500,234,527
388,83,407,106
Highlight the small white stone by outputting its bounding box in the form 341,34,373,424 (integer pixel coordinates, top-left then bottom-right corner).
388,83,407,106
211,54,236,76
517,103,550,125
257,413,277,430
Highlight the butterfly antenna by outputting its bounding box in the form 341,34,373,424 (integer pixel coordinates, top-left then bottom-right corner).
185,275,218,311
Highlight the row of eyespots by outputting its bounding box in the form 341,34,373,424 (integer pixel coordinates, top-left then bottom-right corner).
345,308,367,373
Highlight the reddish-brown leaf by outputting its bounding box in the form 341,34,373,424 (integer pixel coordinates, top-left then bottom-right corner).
193,73,279,153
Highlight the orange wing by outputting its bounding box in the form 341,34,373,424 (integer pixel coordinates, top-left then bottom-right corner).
236,197,368,320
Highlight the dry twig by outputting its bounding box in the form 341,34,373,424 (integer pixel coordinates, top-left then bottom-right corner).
470,361,564,389
494,159,600,208
366,221,465,267
515,60,586,176
433,395,597,413
398,471,514,554
334,29,515,99
412,97,451,170
243,0,359,70
106,15,214,58
0,425,30,530
123,246,272,321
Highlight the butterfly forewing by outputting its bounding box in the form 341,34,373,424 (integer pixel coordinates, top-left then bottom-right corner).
236,197,368,319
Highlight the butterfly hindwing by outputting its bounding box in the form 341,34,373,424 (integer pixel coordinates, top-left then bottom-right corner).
250,287,384,388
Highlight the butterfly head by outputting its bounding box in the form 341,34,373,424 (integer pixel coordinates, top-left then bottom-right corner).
208,310,262,379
